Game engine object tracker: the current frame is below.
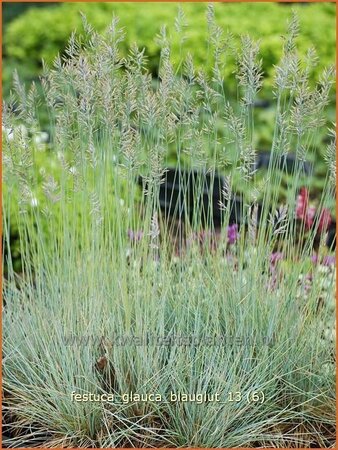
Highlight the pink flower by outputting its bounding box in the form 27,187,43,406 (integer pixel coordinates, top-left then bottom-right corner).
296,187,309,221
311,254,318,264
295,188,317,230
306,206,316,229
127,229,143,242
318,208,332,233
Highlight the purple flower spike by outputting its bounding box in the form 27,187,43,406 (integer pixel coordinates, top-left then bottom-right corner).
127,229,144,242
227,224,239,244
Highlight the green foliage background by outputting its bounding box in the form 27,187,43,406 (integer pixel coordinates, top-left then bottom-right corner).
3,2,336,98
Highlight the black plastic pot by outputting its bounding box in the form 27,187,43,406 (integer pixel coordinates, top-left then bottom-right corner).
255,151,312,175
139,168,245,228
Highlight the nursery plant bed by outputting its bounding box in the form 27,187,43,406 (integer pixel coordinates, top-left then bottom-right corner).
139,167,335,249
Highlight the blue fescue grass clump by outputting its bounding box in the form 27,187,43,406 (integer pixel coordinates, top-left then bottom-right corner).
3,8,336,448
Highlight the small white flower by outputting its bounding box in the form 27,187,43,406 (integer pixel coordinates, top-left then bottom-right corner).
34,131,49,144
2,126,14,141
30,197,38,207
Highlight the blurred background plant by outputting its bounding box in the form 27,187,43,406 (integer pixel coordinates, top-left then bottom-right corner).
3,2,336,274
3,2,336,98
